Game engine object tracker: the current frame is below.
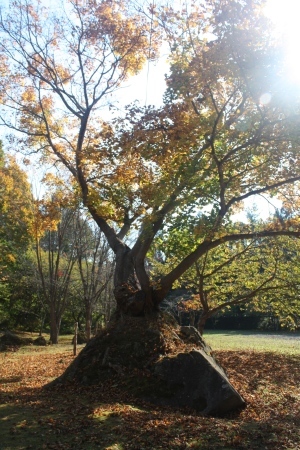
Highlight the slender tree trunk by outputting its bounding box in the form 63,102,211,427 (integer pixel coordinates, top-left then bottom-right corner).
85,302,92,340
49,304,60,344
39,311,46,337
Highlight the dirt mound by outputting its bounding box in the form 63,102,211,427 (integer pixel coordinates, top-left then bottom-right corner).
33,336,47,346
50,313,245,415
0,331,33,351
54,313,193,382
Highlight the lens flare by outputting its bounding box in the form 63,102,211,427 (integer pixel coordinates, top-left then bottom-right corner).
259,93,272,105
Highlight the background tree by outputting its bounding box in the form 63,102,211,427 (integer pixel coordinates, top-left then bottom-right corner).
151,214,300,333
0,0,300,320
0,144,34,328
0,144,33,281
33,189,79,343
0,251,43,331
74,215,114,339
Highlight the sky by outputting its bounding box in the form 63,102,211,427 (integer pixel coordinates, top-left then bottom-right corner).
108,0,300,110
264,0,300,84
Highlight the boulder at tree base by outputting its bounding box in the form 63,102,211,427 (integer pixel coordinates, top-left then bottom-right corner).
154,349,244,415
51,313,245,416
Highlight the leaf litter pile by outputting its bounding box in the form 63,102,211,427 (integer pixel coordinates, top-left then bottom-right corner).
0,343,299,450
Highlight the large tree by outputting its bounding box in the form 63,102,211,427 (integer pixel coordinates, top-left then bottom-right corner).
1,0,300,318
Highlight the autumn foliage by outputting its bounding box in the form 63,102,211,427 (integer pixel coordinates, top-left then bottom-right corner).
0,149,33,279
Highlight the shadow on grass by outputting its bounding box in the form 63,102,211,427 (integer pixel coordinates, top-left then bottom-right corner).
0,351,300,450
2,389,298,450
0,386,127,450
0,376,23,384
0,402,60,450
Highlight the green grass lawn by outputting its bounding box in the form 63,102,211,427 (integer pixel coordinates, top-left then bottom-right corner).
204,329,300,355
3,329,300,355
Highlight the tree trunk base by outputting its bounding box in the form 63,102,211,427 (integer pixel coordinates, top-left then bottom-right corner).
48,312,245,416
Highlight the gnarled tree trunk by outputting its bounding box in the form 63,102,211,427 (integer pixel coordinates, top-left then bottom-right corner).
113,247,159,316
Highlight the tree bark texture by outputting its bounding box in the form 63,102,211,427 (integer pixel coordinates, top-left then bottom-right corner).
113,249,161,316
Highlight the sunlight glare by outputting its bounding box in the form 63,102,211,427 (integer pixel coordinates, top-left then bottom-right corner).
265,0,300,83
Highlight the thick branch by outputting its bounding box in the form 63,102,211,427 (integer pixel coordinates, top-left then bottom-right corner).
227,175,300,210
159,230,300,296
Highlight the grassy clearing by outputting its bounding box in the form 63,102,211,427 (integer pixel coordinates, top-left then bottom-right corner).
204,329,300,355
0,331,299,449
0,331,86,355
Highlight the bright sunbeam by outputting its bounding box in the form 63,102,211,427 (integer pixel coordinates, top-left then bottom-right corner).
265,0,300,83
